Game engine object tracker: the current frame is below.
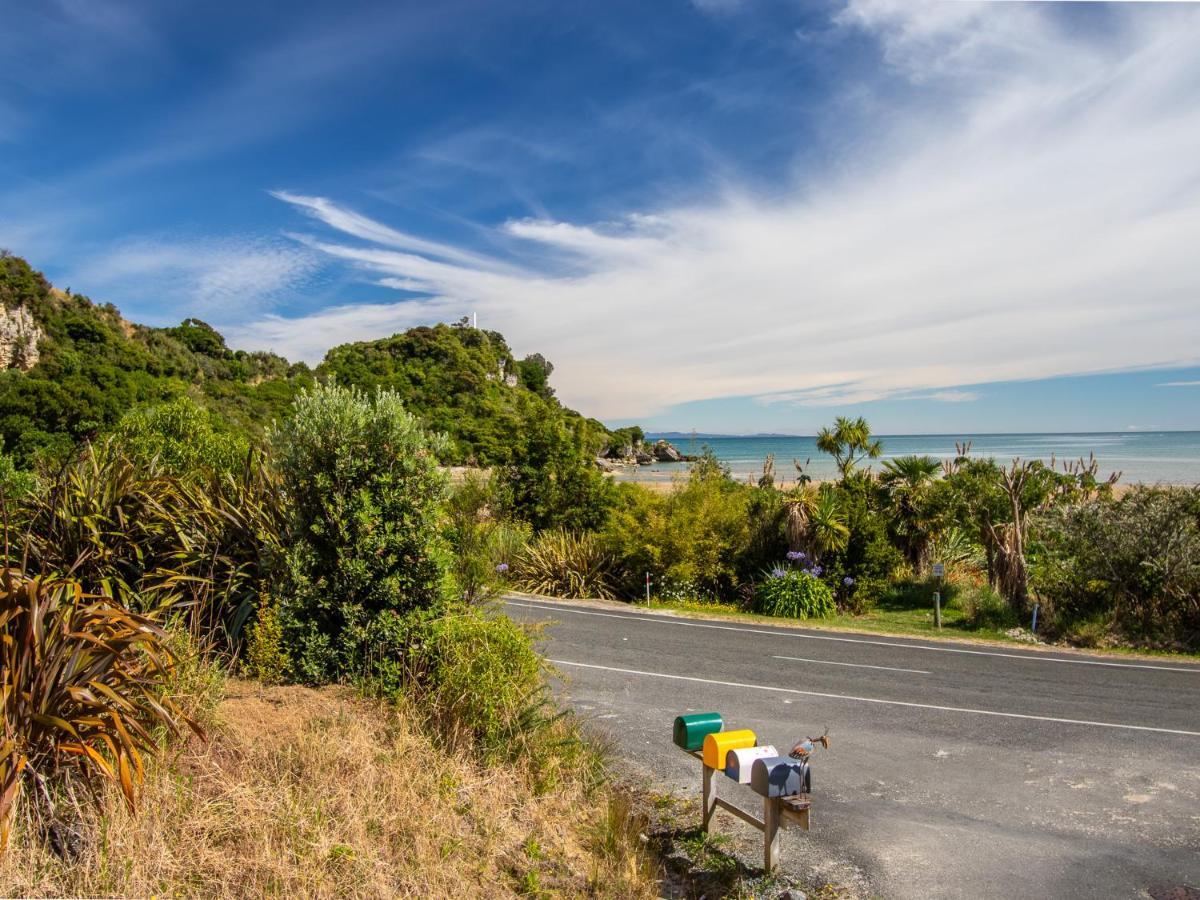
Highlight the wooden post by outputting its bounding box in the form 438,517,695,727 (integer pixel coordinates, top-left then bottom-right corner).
702,764,716,831
763,796,781,872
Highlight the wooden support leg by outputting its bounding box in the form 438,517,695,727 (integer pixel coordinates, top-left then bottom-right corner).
763,797,781,873
701,764,716,831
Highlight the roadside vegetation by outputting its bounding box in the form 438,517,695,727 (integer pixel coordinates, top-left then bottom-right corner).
0,379,657,897
502,420,1199,655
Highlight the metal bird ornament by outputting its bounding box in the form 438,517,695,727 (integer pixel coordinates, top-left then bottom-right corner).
789,728,831,760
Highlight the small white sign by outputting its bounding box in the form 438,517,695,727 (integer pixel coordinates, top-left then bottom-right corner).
931,563,945,578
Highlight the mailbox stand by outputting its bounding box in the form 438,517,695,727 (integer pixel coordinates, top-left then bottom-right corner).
686,748,811,873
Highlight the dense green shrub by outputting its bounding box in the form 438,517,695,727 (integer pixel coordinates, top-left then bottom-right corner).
1033,487,1200,648
816,478,905,612
114,397,248,475
754,569,836,619
603,466,751,601
516,529,615,599
444,471,530,603
403,610,548,762
494,394,615,531
270,384,454,682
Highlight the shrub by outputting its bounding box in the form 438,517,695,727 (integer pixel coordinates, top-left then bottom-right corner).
114,398,248,476
754,569,835,619
816,479,904,613
516,529,615,599
15,438,283,653
1033,487,1200,649
403,610,548,762
494,394,615,531
955,583,1017,630
270,384,454,682
602,471,751,601
444,471,529,604
0,569,195,850
244,595,289,684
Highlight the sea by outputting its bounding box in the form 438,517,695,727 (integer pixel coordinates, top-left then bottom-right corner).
616,432,1200,486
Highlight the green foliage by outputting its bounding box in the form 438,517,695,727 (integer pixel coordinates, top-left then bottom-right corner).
1033,487,1200,649
0,451,36,502
401,609,549,763
245,594,290,684
0,569,195,849
754,569,835,619
602,466,751,601
495,393,615,531
0,254,311,467
606,425,644,456
318,324,610,468
812,477,904,612
445,472,530,603
270,383,453,682
516,529,616,600
516,352,555,398
880,455,942,576
114,397,249,475
953,583,1017,631
14,437,283,651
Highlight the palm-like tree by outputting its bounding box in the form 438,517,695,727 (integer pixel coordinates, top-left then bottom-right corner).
880,454,942,576
782,482,819,552
809,486,850,560
815,416,883,479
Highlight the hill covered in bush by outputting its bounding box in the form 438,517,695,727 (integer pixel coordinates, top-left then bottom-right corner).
0,252,615,467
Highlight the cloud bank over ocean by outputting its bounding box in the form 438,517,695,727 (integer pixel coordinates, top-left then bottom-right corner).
228,1,1200,420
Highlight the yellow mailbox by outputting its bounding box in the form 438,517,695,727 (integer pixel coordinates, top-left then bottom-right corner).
702,728,756,770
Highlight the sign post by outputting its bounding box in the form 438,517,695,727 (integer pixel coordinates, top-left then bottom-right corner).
931,562,945,629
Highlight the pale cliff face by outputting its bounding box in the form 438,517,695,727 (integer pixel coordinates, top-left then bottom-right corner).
0,305,43,371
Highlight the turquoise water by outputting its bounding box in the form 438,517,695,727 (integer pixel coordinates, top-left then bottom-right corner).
620,432,1200,485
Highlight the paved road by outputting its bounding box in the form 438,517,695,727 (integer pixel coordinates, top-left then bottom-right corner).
504,595,1200,900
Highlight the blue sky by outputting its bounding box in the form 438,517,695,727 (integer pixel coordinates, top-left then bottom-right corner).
2,0,1198,433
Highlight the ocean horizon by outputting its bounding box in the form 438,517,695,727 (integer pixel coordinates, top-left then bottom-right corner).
621,430,1200,485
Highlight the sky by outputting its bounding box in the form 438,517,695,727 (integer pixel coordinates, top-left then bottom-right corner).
1,0,1199,434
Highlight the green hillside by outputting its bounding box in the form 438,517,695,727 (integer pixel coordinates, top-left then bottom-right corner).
0,252,614,468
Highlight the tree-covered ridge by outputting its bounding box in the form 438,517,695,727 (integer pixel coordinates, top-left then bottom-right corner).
0,253,615,469
317,323,611,465
0,253,312,463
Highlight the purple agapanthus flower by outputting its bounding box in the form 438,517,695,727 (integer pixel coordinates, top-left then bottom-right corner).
810,565,823,576
770,567,787,579
495,563,509,574
843,576,855,586
786,550,807,562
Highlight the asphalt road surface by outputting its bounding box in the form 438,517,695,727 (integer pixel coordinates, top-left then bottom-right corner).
504,595,1200,900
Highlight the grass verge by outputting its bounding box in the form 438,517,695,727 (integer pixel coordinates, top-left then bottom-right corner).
0,678,657,898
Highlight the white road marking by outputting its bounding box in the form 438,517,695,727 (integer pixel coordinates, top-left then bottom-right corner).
548,659,1200,737
773,654,930,675
508,600,1200,672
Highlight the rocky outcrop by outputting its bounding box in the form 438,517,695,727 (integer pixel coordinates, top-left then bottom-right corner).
652,439,683,462
0,305,42,371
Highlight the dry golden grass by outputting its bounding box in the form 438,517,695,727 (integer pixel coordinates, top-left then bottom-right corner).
0,679,657,899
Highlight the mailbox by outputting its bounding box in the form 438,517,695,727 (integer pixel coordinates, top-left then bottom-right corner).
749,756,812,798
724,745,778,784
672,712,724,751
702,729,756,770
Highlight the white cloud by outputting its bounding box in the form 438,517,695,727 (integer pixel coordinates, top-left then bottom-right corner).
1157,381,1200,387
70,236,321,320
244,3,1200,420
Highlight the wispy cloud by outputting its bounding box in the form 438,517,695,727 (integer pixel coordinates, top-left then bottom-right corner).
237,2,1200,420
69,237,322,321
1157,381,1200,387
